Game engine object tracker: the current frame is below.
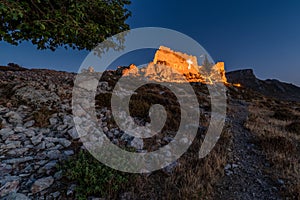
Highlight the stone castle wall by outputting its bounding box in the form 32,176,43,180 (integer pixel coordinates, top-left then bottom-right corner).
122,46,227,84
153,46,199,75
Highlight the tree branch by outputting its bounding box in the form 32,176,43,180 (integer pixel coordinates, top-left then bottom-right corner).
30,0,45,16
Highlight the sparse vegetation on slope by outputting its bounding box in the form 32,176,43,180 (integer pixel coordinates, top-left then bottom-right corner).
245,101,300,199
138,127,231,199
93,78,231,199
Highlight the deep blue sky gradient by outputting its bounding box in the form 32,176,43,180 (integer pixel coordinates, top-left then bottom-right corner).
0,0,299,85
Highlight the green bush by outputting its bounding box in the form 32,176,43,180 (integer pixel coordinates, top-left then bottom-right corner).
61,150,130,199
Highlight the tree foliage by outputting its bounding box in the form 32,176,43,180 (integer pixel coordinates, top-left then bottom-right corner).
0,0,131,51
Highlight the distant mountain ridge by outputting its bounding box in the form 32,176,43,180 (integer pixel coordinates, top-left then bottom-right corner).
0,63,28,71
226,69,300,102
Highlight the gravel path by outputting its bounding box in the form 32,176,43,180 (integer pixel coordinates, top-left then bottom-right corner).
214,99,282,200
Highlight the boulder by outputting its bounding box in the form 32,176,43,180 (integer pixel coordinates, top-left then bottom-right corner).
0,180,19,197
31,176,54,194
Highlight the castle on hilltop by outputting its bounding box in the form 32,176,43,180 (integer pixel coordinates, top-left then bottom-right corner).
122,46,227,84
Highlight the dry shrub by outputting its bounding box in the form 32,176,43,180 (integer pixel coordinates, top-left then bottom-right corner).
128,84,181,132
286,121,300,135
33,107,57,127
0,83,16,99
129,100,151,120
272,108,298,121
256,136,296,154
95,93,112,109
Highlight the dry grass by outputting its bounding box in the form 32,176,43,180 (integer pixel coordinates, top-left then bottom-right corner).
244,100,300,199
127,126,232,199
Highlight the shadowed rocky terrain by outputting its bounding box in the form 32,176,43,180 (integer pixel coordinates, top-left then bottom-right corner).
227,69,300,102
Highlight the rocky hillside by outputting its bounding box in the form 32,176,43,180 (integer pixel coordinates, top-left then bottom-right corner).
226,69,300,102
0,65,230,199
0,51,299,199
0,68,77,199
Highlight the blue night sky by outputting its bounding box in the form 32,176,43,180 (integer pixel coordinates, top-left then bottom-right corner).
0,0,299,85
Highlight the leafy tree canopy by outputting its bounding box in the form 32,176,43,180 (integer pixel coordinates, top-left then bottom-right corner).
0,0,131,51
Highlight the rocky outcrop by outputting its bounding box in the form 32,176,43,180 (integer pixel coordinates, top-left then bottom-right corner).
226,69,256,86
120,46,227,84
144,46,206,82
122,64,139,76
81,66,95,73
14,86,60,107
143,62,192,82
88,66,95,73
152,46,199,75
210,62,227,83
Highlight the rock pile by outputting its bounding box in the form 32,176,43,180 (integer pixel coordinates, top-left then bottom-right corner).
0,67,203,198
0,103,75,198
0,69,80,198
